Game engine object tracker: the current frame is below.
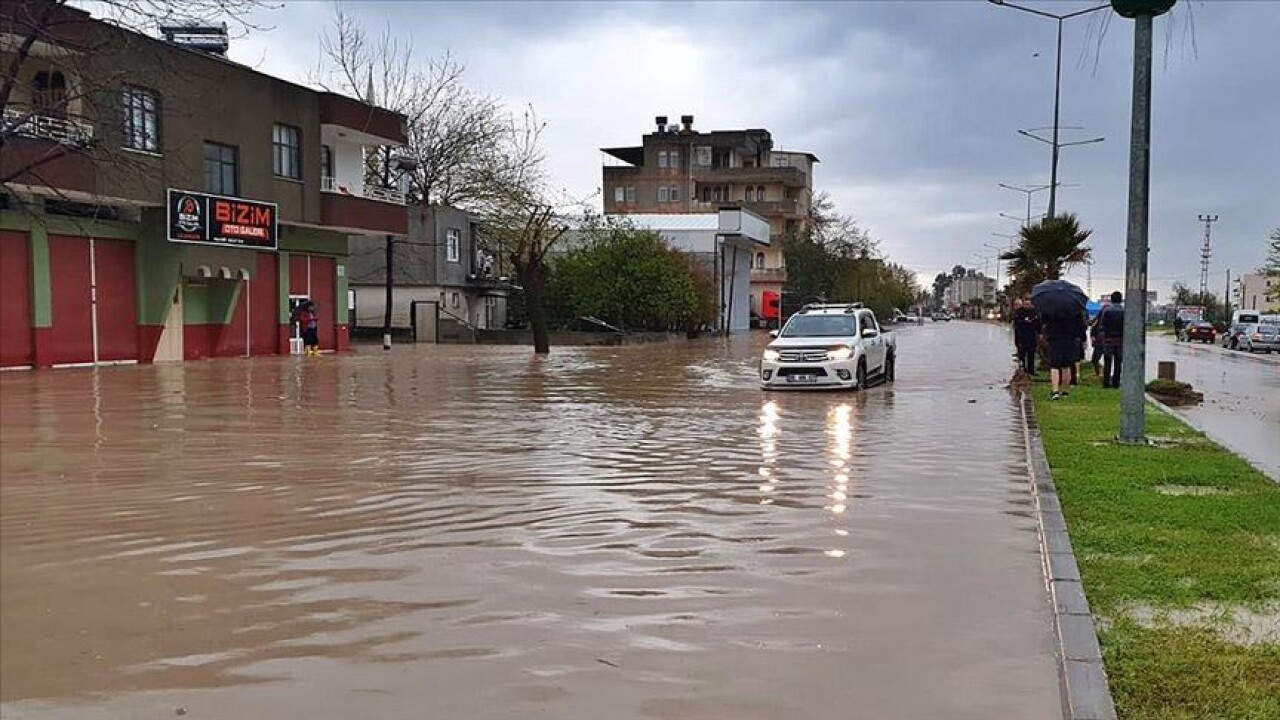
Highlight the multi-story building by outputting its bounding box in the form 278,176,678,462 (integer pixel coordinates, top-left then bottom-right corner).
601,116,818,324
945,272,996,310
1235,273,1279,313
347,206,509,341
0,1,407,368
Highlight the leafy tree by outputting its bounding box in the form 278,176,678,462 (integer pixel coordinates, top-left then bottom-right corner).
548,217,709,333
1001,213,1092,297
1264,228,1280,302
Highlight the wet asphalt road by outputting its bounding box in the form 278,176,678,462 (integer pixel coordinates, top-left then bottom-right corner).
1145,334,1280,479
1,321,1062,719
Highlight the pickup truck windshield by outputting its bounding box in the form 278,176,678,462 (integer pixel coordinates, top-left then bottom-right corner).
781,315,857,338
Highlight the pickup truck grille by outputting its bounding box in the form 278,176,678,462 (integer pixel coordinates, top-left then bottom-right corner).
778,349,828,363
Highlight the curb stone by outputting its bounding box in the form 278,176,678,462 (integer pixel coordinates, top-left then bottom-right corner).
1019,391,1118,720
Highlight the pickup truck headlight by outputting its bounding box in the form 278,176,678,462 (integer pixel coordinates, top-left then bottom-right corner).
827,345,854,361
762,349,781,362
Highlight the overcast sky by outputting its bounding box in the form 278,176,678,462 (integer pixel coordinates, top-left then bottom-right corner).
228,0,1278,301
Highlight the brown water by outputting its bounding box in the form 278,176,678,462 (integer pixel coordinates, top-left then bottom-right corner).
1,322,1061,719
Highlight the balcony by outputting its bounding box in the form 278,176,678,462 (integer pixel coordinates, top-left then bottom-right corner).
320,177,408,236
692,165,809,188
318,93,407,145
751,267,788,284
321,176,405,205
3,107,94,145
690,198,802,218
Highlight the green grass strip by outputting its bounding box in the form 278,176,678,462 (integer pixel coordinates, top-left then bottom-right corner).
1030,375,1280,720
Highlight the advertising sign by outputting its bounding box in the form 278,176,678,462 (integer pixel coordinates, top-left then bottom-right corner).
167,189,278,250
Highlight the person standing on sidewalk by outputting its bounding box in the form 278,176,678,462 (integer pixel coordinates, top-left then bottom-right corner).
1099,291,1125,388
1013,298,1040,375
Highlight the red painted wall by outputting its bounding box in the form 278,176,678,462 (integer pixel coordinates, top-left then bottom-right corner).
184,324,216,361
289,254,309,297
94,238,137,362
49,235,93,364
0,230,33,367
48,236,137,365
309,255,336,350
252,253,279,355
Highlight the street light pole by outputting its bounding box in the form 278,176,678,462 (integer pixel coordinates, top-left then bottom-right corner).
1116,0,1175,442
990,0,1109,218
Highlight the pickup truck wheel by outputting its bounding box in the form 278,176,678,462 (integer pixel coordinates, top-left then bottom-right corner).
855,359,867,391
885,353,895,382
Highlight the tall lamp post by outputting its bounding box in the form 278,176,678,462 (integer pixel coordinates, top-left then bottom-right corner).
1114,0,1177,443
988,0,1110,218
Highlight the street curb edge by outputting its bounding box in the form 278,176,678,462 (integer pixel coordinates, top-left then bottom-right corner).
1019,390,1119,720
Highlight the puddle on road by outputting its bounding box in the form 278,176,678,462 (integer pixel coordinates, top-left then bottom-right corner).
1,324,1063,719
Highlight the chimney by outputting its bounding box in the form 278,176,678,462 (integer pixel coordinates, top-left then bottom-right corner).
681,115,694,133
655,116,668,133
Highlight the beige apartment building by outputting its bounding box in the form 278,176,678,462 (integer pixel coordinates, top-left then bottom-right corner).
1236,273,1279,313
601,116,818,324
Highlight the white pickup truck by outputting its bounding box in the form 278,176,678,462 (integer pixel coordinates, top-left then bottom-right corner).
760,304,896,390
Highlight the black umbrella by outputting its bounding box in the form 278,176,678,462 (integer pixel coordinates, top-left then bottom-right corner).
1031,279,1088,320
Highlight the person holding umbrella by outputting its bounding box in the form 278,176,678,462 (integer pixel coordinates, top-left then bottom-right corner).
1031,280,1089,401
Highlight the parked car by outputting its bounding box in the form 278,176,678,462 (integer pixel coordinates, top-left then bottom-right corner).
1183,321,1216,343
1221,323,1249,349
761,304,895,390
931,312,951,322
1237,323,1280,353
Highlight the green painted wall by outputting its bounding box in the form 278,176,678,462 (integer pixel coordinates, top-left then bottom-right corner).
181,278,240,325
279,226,347,256
28,222,51,328
135,209,183,327
277,250,291,323
336,263,349,325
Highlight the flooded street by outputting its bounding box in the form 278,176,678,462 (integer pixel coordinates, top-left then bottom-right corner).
1,322,1061,719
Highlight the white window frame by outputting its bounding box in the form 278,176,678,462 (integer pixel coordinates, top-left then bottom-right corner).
669,186,679,202
668,150,680,170
446,228,461,263
658,186,669,203
625,187,636,203
614,186,626,203
657,151,668,168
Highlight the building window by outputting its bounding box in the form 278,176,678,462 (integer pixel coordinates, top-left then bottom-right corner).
755,252,765,269
320,144,333,179
203,141,238,195
446,228,460,262
272,124,301,180
745,187,755,202
614,186,626,203
669,186,679,202
668,150,680,170
657,151,668,168
451,292,460,308
757,186,766,200
658,186,669,203
33,71,68,118
122,86,159,152
625,187,636,203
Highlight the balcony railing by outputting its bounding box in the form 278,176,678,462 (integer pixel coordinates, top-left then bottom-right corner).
751,267,788,283
320,175,405,205
3,107,94,145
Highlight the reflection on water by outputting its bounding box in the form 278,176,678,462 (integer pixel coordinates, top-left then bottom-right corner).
1,323,1063,719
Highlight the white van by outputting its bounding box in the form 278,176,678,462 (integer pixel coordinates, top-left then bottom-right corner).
1231,309,1262,326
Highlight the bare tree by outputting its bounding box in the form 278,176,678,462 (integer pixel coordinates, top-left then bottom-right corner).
2,0,271,201
314,5,546,348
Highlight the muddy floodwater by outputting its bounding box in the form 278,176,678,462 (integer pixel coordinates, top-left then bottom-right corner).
2,322,1061,719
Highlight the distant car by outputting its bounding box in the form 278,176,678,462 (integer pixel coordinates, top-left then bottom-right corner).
1184,321,1216,344
1221,323,1249,349
1237,323,1279,353
931,312,951,322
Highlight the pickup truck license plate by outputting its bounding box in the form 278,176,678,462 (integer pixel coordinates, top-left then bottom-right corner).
787,375,816,384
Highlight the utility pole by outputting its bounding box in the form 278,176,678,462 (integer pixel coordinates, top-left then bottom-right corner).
1087,259,1094,298
1224,268,1231,324
990,1,1110,218
1115,0,1176,444
1197,213,1218,298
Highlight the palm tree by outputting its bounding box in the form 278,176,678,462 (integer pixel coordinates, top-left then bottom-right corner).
1001,213,1092,296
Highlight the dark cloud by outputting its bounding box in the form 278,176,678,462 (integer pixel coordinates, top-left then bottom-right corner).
235,0,1279,295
